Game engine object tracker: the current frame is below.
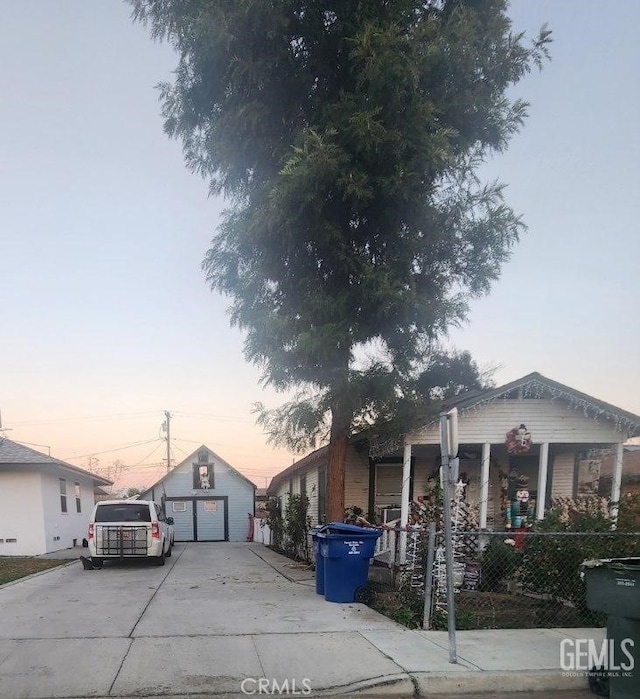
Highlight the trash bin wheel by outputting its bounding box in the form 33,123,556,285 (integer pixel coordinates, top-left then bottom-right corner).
354,584,375,605
588,666,609,697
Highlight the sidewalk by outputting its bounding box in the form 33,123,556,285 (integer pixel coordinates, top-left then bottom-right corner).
251,544,600,697
0,542,598,698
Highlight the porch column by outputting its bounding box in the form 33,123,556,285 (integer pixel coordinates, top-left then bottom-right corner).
610,442,624,522
479,442,491,529
399,442,412,563
536,442,550,520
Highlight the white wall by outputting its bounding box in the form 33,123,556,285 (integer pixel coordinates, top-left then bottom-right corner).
0,471,46,556
41,471,95,552
408,399,622,445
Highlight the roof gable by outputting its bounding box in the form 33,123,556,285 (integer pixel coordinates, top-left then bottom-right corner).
371,372,640,457
142,445,257,492
445,372,640,435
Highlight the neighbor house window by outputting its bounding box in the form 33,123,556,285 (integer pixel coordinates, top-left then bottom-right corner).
74,482,81,513
59,479,67,513
299,475,307,496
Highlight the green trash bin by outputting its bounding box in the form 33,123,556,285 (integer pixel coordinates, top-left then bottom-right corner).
582,557,640,699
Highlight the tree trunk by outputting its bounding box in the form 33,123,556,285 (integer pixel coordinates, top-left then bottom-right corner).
326,398,352,522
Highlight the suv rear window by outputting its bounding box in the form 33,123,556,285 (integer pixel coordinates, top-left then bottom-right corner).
95,504,152,523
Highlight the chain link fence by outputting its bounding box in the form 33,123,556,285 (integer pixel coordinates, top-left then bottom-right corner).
381,528,640,631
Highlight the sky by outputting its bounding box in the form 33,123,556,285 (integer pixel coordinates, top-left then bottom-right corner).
1,1,639,491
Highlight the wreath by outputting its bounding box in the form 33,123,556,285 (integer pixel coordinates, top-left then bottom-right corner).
505,424,532,454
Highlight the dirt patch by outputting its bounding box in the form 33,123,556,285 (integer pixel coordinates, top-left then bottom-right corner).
367,585,604,630
0,558,73,586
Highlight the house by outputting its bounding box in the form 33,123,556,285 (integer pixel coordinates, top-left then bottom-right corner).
0,437,111,556
138,445,256,542
268,372,640,531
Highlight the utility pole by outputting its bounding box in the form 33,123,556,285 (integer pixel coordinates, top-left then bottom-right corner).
162,410,172,472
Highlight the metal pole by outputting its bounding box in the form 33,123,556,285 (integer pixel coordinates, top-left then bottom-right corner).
423,521,437,629
439,414,457,664
165,410,171,472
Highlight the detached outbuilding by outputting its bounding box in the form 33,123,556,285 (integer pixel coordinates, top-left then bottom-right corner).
139,445,256,542
0,437,111,556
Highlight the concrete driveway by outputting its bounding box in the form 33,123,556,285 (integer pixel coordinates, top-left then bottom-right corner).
0,543,596,698
0,542,409,698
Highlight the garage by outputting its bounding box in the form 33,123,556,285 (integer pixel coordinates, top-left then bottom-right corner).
167,496,228,542
139,445,255,543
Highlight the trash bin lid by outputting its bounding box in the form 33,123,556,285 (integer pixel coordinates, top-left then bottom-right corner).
325,522,381,538
582,557,640,572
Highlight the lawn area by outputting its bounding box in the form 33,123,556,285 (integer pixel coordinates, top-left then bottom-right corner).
0,557,73,586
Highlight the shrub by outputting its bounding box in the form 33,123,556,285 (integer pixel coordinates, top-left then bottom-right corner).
520,496,640,621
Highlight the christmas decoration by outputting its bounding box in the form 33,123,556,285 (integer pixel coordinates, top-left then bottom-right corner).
505,424,532,454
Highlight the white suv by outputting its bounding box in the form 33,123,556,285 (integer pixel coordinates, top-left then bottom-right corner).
88,500,174,566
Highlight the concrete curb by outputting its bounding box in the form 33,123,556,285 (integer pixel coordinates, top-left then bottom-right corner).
413,669,590,695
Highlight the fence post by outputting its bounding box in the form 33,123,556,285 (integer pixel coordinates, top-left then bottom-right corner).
423,521,436,629
440,413,458,664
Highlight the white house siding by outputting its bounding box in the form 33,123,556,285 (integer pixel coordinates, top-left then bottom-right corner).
408,399,621,445
304,468,320,527
141,449,255,542
344,449,369,513
0,471,46,556
41,471,96,553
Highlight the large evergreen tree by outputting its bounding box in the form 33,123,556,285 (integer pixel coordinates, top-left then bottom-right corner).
130,0,550,520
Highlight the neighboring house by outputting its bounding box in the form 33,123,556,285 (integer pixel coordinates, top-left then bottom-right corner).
268,372,640,531
0,437,111,556
139,445,256,542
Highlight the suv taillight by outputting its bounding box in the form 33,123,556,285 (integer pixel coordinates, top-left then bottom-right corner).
88,523,94,539
151,522,159,539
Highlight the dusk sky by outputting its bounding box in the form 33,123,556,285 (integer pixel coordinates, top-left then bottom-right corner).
1,1,639,491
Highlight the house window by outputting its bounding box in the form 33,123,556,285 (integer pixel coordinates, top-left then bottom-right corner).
59,478,67,513
74,482,81,513
299,475,307,496
173,501,187,512
193,450,214,490
203,500,217,512
288,478,294,495
317,466,326,523
575,450,603,496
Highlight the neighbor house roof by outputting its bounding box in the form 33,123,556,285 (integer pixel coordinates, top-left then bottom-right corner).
0,437,112,486
370,371,640,458
267,445,329,496
140,444,257,493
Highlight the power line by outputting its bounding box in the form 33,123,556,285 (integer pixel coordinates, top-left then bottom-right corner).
61,438,160,461
173,411,252,423
10,411,160,427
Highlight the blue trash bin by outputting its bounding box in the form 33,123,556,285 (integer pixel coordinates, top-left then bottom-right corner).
312,525,328,595
320,522,381,603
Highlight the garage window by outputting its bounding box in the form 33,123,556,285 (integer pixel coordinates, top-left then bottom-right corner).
203,501,217,512
173,501,187,512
